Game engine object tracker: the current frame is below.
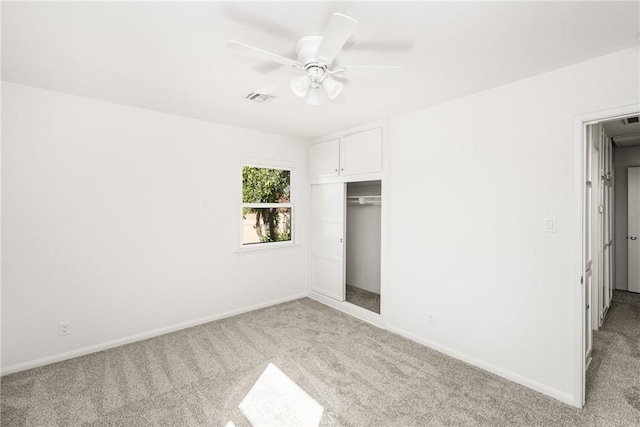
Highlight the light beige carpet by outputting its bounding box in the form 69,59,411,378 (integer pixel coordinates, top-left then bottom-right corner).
1,292,639,426
345,285,380,314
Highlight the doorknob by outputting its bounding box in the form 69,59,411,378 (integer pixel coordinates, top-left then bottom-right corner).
631,236,638,241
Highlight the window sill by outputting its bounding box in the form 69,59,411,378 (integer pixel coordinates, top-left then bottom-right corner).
235,242,301,254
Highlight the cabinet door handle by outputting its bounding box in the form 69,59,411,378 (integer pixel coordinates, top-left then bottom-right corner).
334,168,338,172
341,168,344,171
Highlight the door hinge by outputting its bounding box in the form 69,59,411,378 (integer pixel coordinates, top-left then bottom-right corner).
586,180,592,187
581,275,584,285
586,304,590,310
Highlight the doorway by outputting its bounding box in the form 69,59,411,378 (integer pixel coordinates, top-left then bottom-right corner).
345,181,382,314
309,179,383,315
627,167,640,293
610,124,640,294
578,107,640,407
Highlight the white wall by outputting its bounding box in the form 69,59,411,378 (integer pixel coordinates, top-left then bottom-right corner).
346,182,381,294
385,47,639,404
613,145,640,291
1,83,308,372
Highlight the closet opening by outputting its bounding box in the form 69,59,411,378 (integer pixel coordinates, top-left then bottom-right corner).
345,180,381,314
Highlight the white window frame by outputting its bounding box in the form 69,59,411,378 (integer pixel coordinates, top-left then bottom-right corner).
237,159,297,253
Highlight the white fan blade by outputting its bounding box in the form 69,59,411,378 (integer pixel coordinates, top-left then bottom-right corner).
227,41,302,68
343,39,414,52
316,13,358,65
336,65,404,79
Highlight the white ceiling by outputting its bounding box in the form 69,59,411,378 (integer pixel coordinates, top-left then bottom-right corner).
3,1,639,139
604,117,640,147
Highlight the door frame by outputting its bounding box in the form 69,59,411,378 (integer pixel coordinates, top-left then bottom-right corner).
572,103,640,408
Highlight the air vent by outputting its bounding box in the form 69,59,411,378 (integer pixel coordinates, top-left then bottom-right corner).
246,92,276,103
623,116,639,124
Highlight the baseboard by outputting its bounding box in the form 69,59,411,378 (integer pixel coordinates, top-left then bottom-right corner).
385,325,575,406
1,293,308,376
7,291,575,407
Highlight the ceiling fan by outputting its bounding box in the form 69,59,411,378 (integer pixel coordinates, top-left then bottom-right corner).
228,13,403,105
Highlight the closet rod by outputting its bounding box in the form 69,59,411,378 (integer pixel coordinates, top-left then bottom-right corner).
346,195,381,206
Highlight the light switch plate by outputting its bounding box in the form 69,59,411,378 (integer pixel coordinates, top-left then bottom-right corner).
545,218,556,233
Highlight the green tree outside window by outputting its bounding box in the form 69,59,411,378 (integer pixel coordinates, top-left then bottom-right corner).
242,167,292,244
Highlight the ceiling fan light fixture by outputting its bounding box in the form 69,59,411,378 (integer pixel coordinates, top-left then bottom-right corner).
322,76,343,100
305,87,320,106
228,13,404,106
290,75,311,97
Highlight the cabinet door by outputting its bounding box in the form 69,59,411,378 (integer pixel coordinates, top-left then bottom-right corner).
339,128,382,176
310,139,340,178
311,183,345,301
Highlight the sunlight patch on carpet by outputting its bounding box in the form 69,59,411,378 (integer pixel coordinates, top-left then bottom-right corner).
239,363,324,427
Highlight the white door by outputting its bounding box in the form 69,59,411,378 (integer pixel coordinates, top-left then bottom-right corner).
311,183,345,301
596,126,613,323
590,127,601,331
596,127,606,323
310,139,340,178
628,167,640,293
584,134,593,368
603,134,613,308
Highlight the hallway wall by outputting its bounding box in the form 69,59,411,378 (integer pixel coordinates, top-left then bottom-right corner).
613,145,640,291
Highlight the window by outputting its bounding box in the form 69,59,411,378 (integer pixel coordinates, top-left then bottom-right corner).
241,165,293,247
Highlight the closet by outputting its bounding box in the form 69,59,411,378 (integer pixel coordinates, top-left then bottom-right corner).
309,125,384,316
345,181,381,313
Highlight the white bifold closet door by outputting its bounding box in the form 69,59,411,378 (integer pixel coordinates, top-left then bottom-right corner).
311,183,345,301
584,131,593,368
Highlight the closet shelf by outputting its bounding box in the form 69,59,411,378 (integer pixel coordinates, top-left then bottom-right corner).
347,195,382,206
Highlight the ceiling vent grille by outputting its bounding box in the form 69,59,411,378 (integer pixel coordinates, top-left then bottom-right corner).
246,92,276,103
623,116,639,124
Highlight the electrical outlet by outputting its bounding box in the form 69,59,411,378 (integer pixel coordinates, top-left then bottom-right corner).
59,321,70,336
427,313,436,327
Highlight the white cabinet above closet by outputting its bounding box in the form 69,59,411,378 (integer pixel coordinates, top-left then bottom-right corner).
340,128,382,176
310,138,340,178
310,127,382,179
